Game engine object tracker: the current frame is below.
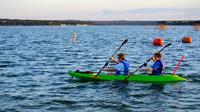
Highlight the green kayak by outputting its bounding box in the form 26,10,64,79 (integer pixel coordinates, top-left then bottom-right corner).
68,71,187,83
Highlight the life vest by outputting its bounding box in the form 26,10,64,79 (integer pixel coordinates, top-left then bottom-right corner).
116,60,129,75
152,60,163,75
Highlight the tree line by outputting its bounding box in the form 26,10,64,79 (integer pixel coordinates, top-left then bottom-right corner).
0,19,94,26
0,19,199,26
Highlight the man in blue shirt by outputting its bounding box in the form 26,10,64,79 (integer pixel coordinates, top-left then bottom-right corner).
140,52,163,75
151,52,163,75
103,53,130,75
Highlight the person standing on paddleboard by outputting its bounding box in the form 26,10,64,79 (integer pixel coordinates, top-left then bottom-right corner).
103,53,130,75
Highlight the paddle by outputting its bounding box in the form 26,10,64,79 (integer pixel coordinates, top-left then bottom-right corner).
173,55,184,75
94,39,128,77
124,43,172,81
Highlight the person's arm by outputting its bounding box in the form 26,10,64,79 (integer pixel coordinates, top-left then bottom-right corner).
111,57,119,64
140,68,152,72
102,67,115,72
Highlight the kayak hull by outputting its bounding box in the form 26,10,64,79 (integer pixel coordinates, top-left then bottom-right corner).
68,71,187,83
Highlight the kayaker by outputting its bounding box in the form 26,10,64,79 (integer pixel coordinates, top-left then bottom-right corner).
151,52,163,75
103,53,130,75
142,52,163,75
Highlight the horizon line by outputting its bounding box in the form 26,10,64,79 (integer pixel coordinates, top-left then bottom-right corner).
1,18,200,21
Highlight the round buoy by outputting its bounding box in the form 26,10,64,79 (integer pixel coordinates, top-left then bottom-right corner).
153,38,164,46
158,24,168,30
193,24,200,31
182,37,192,43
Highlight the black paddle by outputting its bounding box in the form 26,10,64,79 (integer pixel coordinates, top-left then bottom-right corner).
94,39,128,77
124,43,172,81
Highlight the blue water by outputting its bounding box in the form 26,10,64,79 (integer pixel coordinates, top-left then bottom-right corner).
0,26,200,112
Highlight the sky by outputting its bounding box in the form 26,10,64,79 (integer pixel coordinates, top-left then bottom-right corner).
0,0,200,20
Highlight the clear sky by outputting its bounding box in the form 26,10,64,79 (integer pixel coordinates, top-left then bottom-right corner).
0,0,200,20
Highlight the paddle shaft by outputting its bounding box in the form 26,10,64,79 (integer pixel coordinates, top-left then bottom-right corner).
173,55,184,75
95,39,128,77
124,43,172,80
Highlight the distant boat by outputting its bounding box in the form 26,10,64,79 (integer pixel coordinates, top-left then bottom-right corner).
76,24,88,26
61,24,67,26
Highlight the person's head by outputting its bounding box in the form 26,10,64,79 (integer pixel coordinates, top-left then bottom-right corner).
117,53,126,61
153,52,162,61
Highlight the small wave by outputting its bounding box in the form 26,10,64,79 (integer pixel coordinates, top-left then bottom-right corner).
11,95,27,100
52,99,77,105
1,108,20,112
0,61,19,68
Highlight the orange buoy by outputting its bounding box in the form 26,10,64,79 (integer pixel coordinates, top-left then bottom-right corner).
182,37,192,43
193,23,200,31
153,38,164,46
158,24,169,30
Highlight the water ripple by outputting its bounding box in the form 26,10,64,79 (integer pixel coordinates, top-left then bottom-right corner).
0,26,200,112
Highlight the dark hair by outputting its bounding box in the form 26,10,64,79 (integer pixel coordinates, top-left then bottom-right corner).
154,52,162,58
118,53,125,60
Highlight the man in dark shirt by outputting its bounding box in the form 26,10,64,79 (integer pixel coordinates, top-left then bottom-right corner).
151,52,163,75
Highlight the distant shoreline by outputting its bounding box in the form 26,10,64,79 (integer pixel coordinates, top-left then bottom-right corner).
0,19,200,26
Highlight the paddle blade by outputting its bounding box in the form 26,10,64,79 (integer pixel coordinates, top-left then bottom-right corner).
105,62,108,66
122,39,128,45
162,43,172,50
143,63,147,67
158,43,172,53
165,43,172,47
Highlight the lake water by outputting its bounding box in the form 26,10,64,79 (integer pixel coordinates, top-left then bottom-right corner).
0,26,199,112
